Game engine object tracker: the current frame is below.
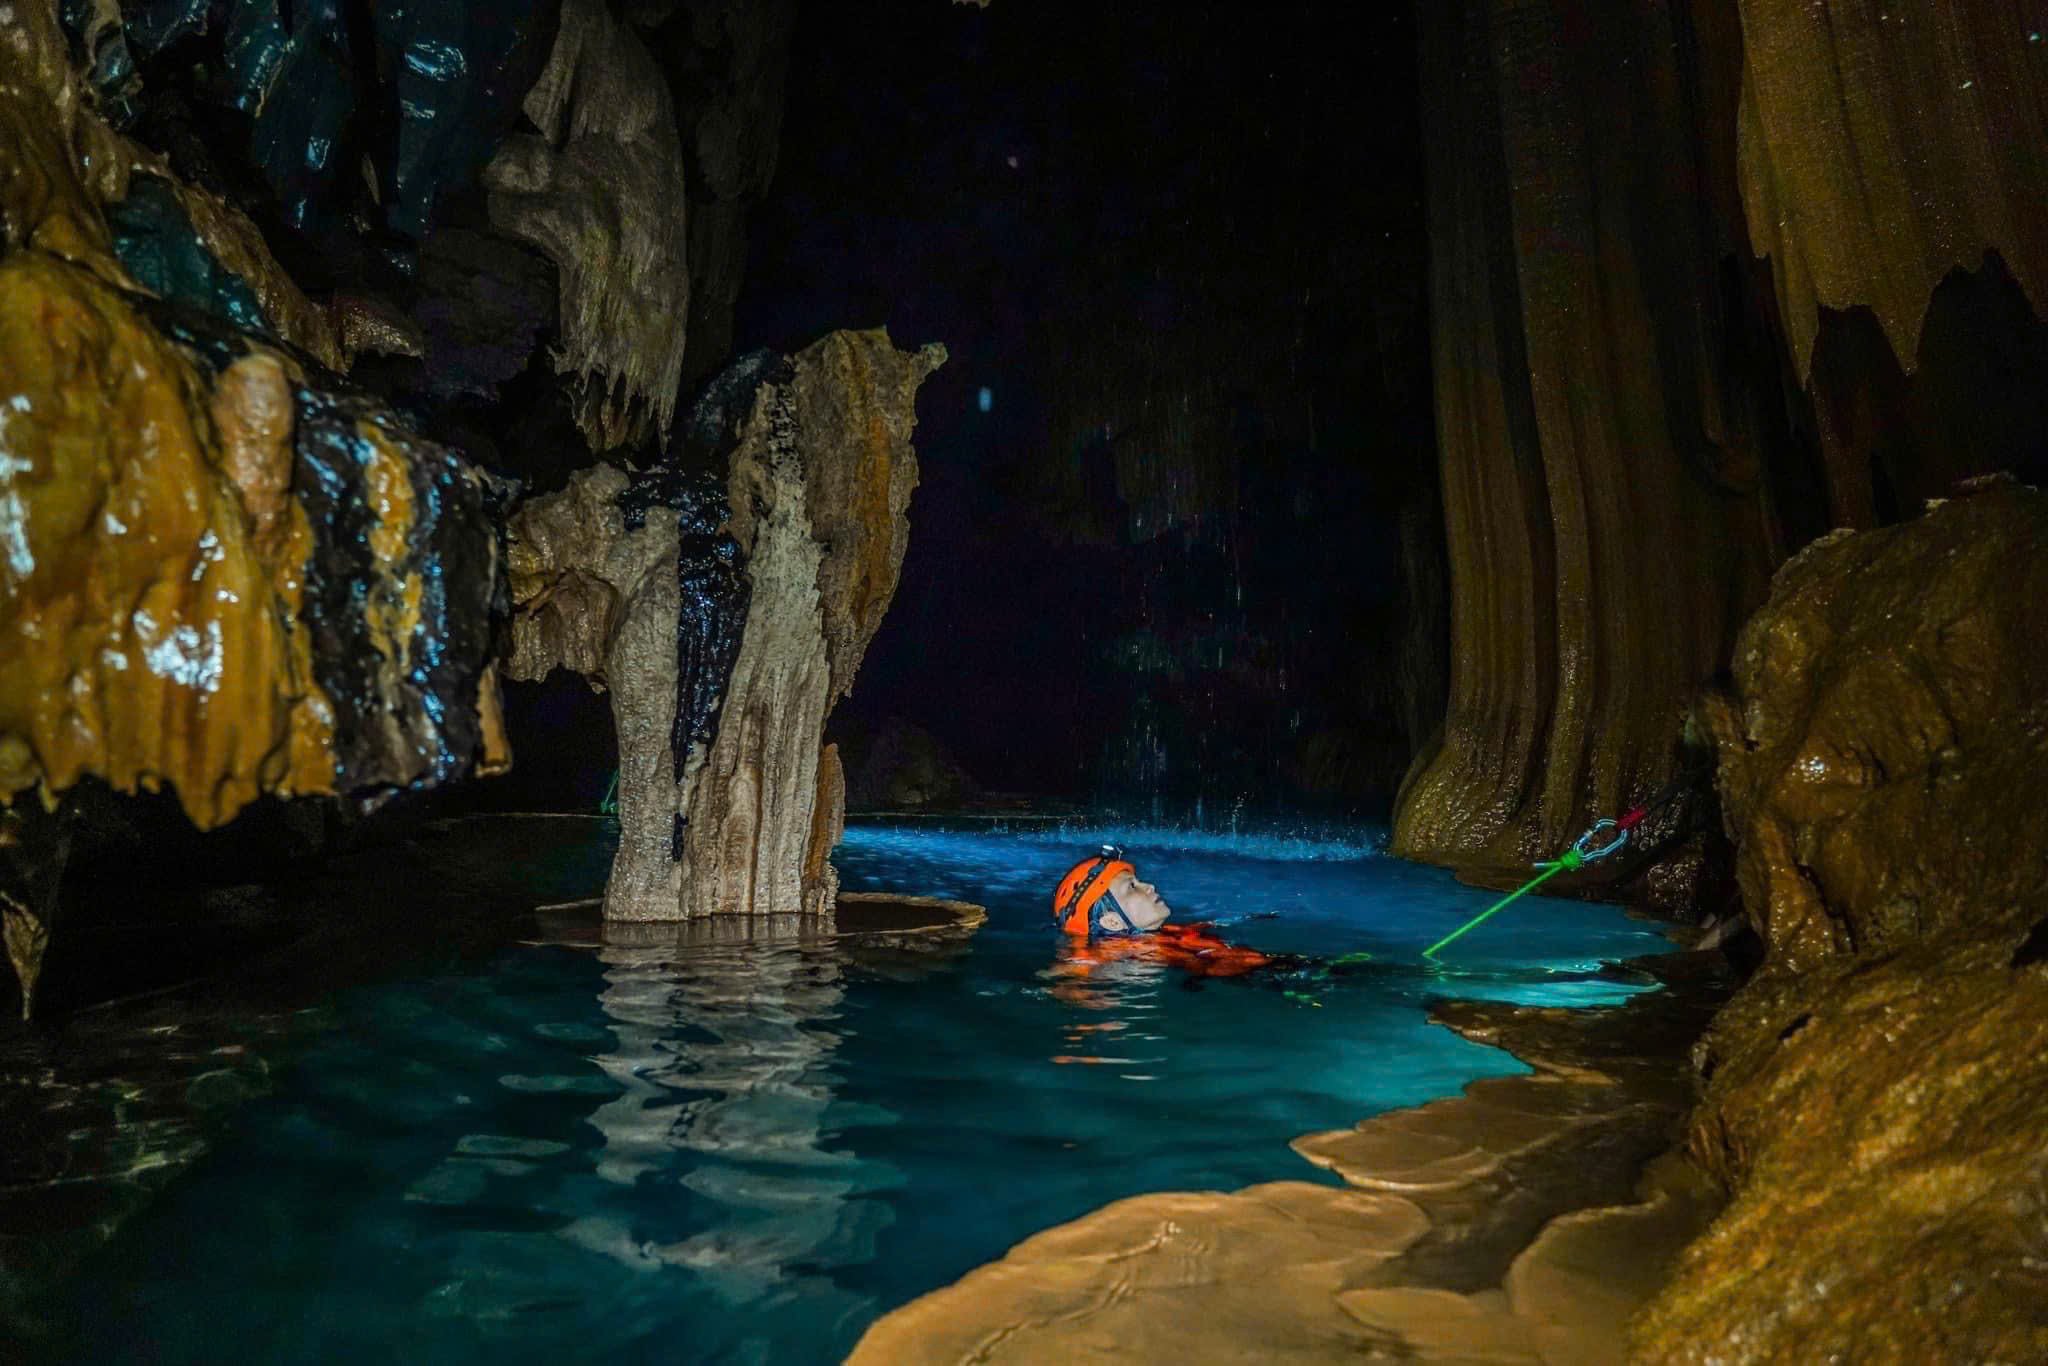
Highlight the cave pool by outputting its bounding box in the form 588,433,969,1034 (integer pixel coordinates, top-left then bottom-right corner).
43,820,1671,1363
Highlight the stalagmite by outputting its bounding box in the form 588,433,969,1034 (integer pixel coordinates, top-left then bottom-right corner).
506,331,944,919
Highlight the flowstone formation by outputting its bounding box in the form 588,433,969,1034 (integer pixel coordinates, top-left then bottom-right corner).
0,0,509,1014
852,956,1732,1365
1394,0,2047,902
1391,0,1782,895
507,331,944,919
1632,483,2048,1363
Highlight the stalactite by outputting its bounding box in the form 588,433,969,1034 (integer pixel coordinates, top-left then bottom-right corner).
1736,0,2048,385
485,0,691,453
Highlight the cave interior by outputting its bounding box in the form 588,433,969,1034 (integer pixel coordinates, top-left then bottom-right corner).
3,0,2047,1360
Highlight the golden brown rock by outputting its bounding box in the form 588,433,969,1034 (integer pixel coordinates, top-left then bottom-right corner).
848,1183,1435,1364
331,293,427,364
0,2,341,370
793,331,932,704
0,252,336,828
208,352,297,563
1635,483,2048,1363
1736,0,2048,383
161,172,344,371
1392,0,1780,885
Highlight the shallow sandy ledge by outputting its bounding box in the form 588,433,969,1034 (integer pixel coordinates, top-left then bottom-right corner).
849,951,1730,1364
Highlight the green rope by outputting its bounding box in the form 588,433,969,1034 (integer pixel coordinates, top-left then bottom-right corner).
1422,846,1585,961
599,770,620,818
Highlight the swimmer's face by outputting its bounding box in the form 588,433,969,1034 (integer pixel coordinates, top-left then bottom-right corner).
1101,870,1170,932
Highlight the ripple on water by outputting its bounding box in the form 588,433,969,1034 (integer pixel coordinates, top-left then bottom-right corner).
36,822,1669,1365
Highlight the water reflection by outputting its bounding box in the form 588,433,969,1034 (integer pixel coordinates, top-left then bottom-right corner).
559,916,889,1305
1042,944,1169,1076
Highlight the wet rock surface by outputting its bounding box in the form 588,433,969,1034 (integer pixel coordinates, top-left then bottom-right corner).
850,950,1732,1364
1390,0,1782,899
1633,482,2048,1363
1737,0,2048,384
1,2,511,1008
507,331,943,920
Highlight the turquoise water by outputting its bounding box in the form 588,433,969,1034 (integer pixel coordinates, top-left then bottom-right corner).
45,822,1667,1364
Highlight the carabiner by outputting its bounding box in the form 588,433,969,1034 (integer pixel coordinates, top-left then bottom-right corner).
1572,817,1629,862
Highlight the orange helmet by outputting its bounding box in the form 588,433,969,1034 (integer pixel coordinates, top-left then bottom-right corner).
1052,847,1137,936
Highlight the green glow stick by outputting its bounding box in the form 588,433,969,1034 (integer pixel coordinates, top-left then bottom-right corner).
1423,846,1585,961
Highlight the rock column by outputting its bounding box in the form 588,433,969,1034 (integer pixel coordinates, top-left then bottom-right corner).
508,330,944,919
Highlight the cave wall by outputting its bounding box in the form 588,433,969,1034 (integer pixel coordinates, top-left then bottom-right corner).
1395,0,1783,887
1633,483,2048,1362
1397,0,2047,894
1,0,510,1012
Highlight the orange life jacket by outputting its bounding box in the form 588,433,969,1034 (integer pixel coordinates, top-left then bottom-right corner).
1062,921,1272,978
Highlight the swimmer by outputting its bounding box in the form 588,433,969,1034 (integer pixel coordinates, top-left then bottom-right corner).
1050,847,1274,978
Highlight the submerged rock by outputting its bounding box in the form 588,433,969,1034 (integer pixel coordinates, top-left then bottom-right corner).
1635,481,2048,1363
851,953,1731,1365
506,330,944,919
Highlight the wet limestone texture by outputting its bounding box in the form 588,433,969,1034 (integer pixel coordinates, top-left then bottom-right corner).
851,954,1730,1364
0,1,509,1010
1736,0,2048,385
486,0,691,453
1391,0,1785,899
1633,482,2048,1364
507,331,944,920
1394,0,2048,906
107,0,557,249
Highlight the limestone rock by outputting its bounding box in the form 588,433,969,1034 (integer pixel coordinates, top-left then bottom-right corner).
486,0,691,453
676,332,943,918
506,330,944,920
1,1,509,1009
1737,0,2048,383
1391,0,1780,893
1634,483,2048,1363
2,0,341,368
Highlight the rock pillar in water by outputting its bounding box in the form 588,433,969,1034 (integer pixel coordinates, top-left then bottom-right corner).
507,330,945,919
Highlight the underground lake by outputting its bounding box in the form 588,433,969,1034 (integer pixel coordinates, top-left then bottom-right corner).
25,819,1670,1363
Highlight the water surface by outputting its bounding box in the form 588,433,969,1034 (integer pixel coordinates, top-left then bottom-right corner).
46,821,1668,1364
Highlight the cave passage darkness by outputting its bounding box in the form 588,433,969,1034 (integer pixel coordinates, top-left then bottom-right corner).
731,0,1437,822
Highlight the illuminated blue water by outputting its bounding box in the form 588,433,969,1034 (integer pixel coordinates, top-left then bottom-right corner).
48,822,1668,1364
